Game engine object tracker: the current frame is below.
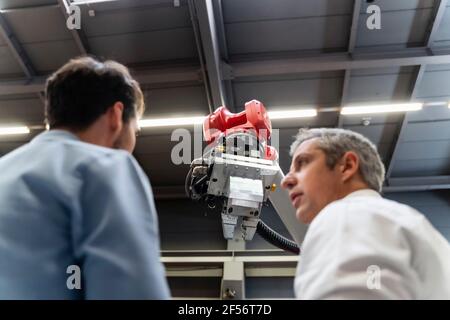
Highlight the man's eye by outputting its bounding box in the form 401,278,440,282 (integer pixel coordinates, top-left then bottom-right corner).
297,159,308,168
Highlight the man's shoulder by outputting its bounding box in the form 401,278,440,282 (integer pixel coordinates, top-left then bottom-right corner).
0,133,139,179
312,192,425,230
70,143,139,178
0,131,126,161
302,192,430,256
63,138,129,161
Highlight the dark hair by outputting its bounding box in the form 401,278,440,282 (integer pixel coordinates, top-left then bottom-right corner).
45,56,144,130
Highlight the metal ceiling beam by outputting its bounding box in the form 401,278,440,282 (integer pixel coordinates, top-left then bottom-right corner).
1,1,187,15
384,184,450,192
188,0,214,113
384,64,426,178
57,0,91,55
0,11,46,106
0,67,201,96
388,175,450,186
425,0,448,48
3,47,450,97
383,176,450,192
385,0,448,182
133,67,201,85
338,71,351,128
347,0,362,55
190,0,227,111
211,0,228,62
0,12,36,79
338,0,362,128
231,48,450,77
0,78,46,96
212,0,236,111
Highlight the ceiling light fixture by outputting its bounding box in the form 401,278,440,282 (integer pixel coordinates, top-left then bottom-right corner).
70,0,123,5
0,126,30,136
341,103,423,115
138,108,319,128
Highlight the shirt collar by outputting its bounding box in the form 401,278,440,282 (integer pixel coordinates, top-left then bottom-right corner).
32,129,80,143
342,188,381,200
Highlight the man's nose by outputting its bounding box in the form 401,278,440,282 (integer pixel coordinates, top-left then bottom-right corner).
281,172,296,190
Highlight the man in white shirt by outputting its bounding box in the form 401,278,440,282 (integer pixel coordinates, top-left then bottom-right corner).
280,128,450,299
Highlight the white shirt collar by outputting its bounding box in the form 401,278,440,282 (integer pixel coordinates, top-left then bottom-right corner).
32,129,80,143
342,188,381,200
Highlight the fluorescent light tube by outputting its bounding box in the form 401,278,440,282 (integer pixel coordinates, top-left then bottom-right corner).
0,126,30,136
70,0,121,5
138,108,319,128
341,103,423,115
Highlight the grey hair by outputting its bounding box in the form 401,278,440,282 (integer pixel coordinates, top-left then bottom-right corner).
290,128,385,192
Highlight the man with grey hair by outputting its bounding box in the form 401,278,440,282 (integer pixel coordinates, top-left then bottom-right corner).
281,128,450,299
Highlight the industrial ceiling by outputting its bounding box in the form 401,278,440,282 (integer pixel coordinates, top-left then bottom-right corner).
0,0,449,195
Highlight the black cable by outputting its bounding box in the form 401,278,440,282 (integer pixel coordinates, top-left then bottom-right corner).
184,166,193,197
193,174,208,188
256,220,300,255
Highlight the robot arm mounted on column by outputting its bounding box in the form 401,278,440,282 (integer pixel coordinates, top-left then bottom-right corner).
185,100,308,254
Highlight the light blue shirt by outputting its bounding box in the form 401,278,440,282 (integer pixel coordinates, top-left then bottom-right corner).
0,130,170,299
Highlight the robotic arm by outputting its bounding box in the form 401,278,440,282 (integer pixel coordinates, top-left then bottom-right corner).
185,100,308,253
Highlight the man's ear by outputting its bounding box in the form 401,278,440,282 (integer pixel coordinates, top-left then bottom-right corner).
107,102,124,132
339,151,360,183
